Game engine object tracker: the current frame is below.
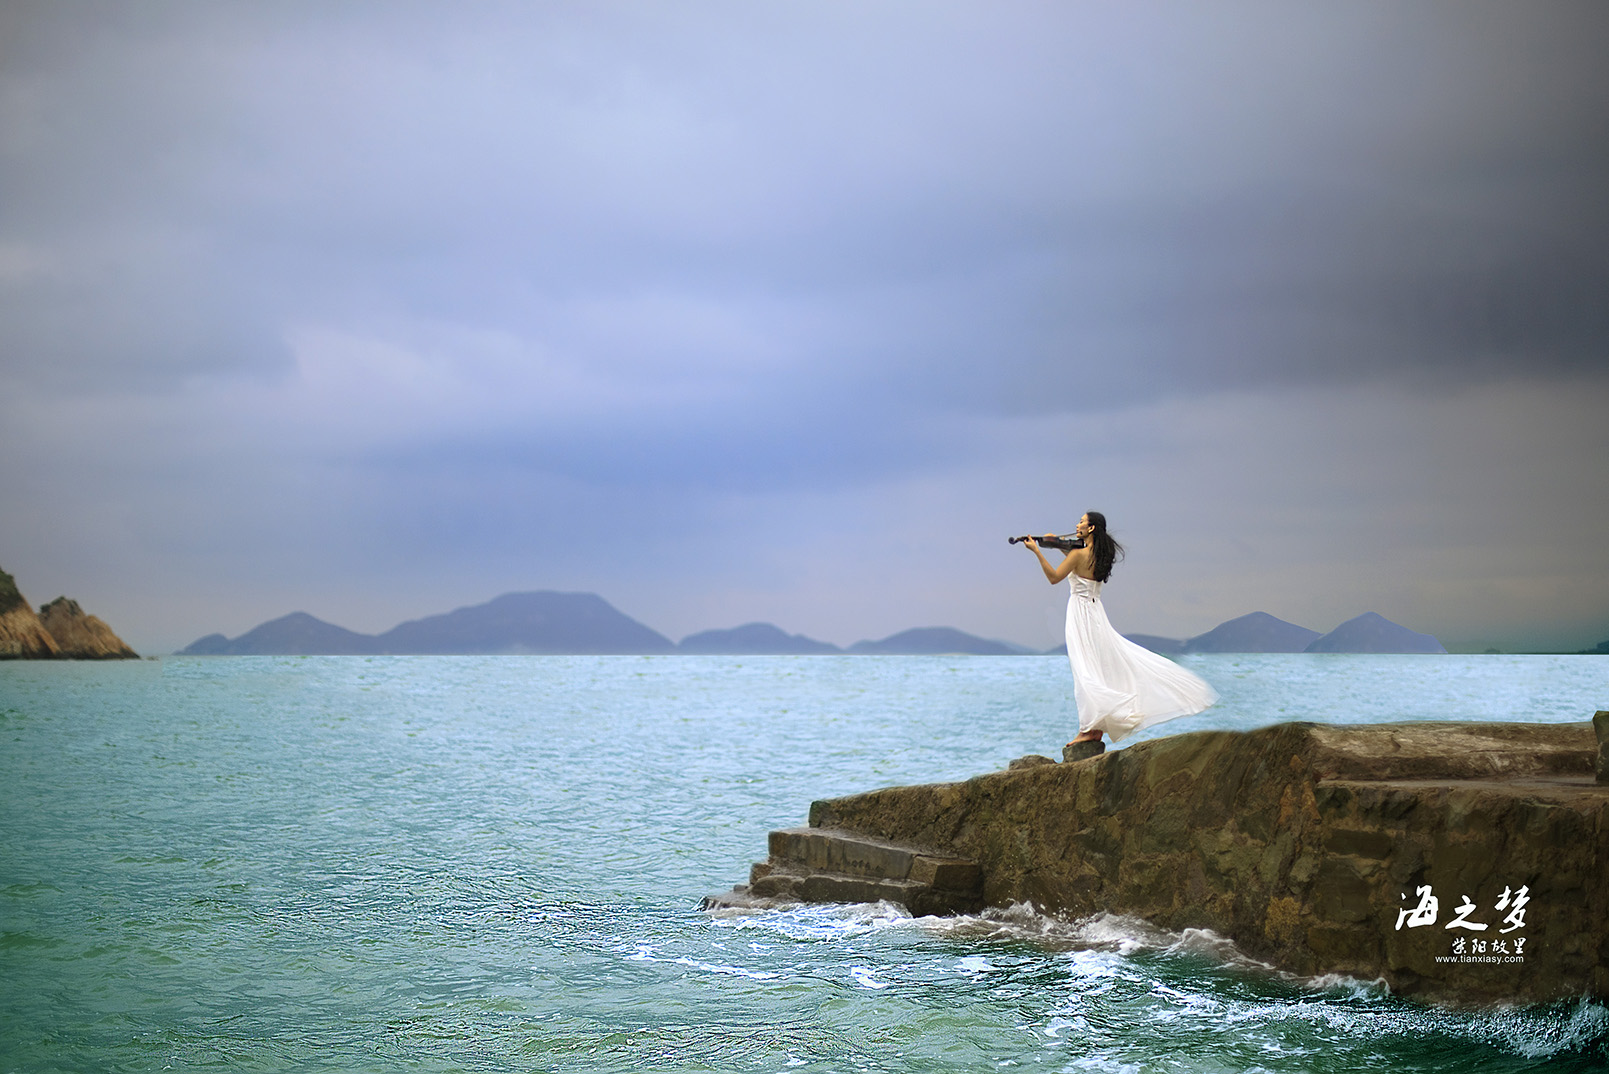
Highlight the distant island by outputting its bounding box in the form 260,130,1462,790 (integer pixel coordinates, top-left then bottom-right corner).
678,622,840,655
178,593,1028,656
178,590,1455,656
848,627,1029,656
1122,610,1447,655
182,592,677,656
0,567,138,659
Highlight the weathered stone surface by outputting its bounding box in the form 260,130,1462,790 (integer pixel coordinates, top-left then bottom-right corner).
1062,740,1106,763
0,568,60,659
785,721,1607,1007
769,827,923,880
706,825,983,916
1595,711,1609,784
1009,754,1057,770
37,597,138,659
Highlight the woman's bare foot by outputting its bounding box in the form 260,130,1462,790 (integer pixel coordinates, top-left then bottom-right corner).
1066,731,1103,746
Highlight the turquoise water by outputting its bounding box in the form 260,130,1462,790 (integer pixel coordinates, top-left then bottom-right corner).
2,654,1607,1073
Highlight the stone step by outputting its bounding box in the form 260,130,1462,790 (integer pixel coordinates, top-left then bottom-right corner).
749,865,921,903
699,826,984,916
745,863,981,916
767,827,980,891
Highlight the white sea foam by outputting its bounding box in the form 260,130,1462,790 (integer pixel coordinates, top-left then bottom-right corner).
847,965,891,990
925,898,1609,1059
927,902,1267,966
709,898,915,941
1304,972,1392,999
1464,996,1609,1058
625,942,784,981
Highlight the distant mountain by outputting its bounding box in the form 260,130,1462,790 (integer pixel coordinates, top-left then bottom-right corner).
849,627,1020,655
1304,612,1446,654
1096,611,1444,655
374,592,673,654
179,595,1454,658
179,611,380,655
179,592,674,655
180,633,232,654
1184,612,1321,653
678,622,840,654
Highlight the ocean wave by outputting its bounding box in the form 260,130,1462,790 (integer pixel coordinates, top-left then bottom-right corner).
928,902,1609,1061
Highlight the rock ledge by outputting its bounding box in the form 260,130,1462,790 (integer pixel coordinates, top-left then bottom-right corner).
715,720,1609,1007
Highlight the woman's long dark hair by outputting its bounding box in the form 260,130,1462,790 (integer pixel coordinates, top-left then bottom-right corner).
1085,511,1124,583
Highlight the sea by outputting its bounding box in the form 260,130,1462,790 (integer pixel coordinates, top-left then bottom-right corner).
2,653,1608,1073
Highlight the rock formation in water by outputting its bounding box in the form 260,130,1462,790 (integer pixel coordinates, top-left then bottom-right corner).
36,597,138,659
0,570,135,659
712,719,1609,1007
0,568,61,659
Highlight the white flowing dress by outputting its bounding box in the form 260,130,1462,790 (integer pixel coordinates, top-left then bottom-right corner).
1065,575,1216,742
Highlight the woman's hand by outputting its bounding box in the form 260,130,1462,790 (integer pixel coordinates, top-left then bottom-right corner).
1029,535,1083,584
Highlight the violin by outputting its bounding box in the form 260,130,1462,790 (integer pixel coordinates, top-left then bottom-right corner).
1008,533,1085,552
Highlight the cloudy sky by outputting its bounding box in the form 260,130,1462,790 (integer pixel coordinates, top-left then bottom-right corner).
2,1,1607,654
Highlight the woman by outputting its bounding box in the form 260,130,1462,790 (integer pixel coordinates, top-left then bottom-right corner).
1024,512,1215,748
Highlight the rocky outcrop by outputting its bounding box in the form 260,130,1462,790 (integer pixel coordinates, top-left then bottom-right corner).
716,720,1609,1007
0,568,61,659
37,597,138,659
0,567,139,659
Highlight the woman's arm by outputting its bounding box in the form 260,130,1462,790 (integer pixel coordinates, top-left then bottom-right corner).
1025,535,1088,584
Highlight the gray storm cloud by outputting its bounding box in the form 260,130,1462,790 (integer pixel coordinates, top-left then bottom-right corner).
1,1,1606,653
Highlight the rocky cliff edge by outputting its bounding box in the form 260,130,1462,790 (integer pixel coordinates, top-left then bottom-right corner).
0,567,137,659
37,596,139,659
0,568,60,659
747,720,1608,1007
